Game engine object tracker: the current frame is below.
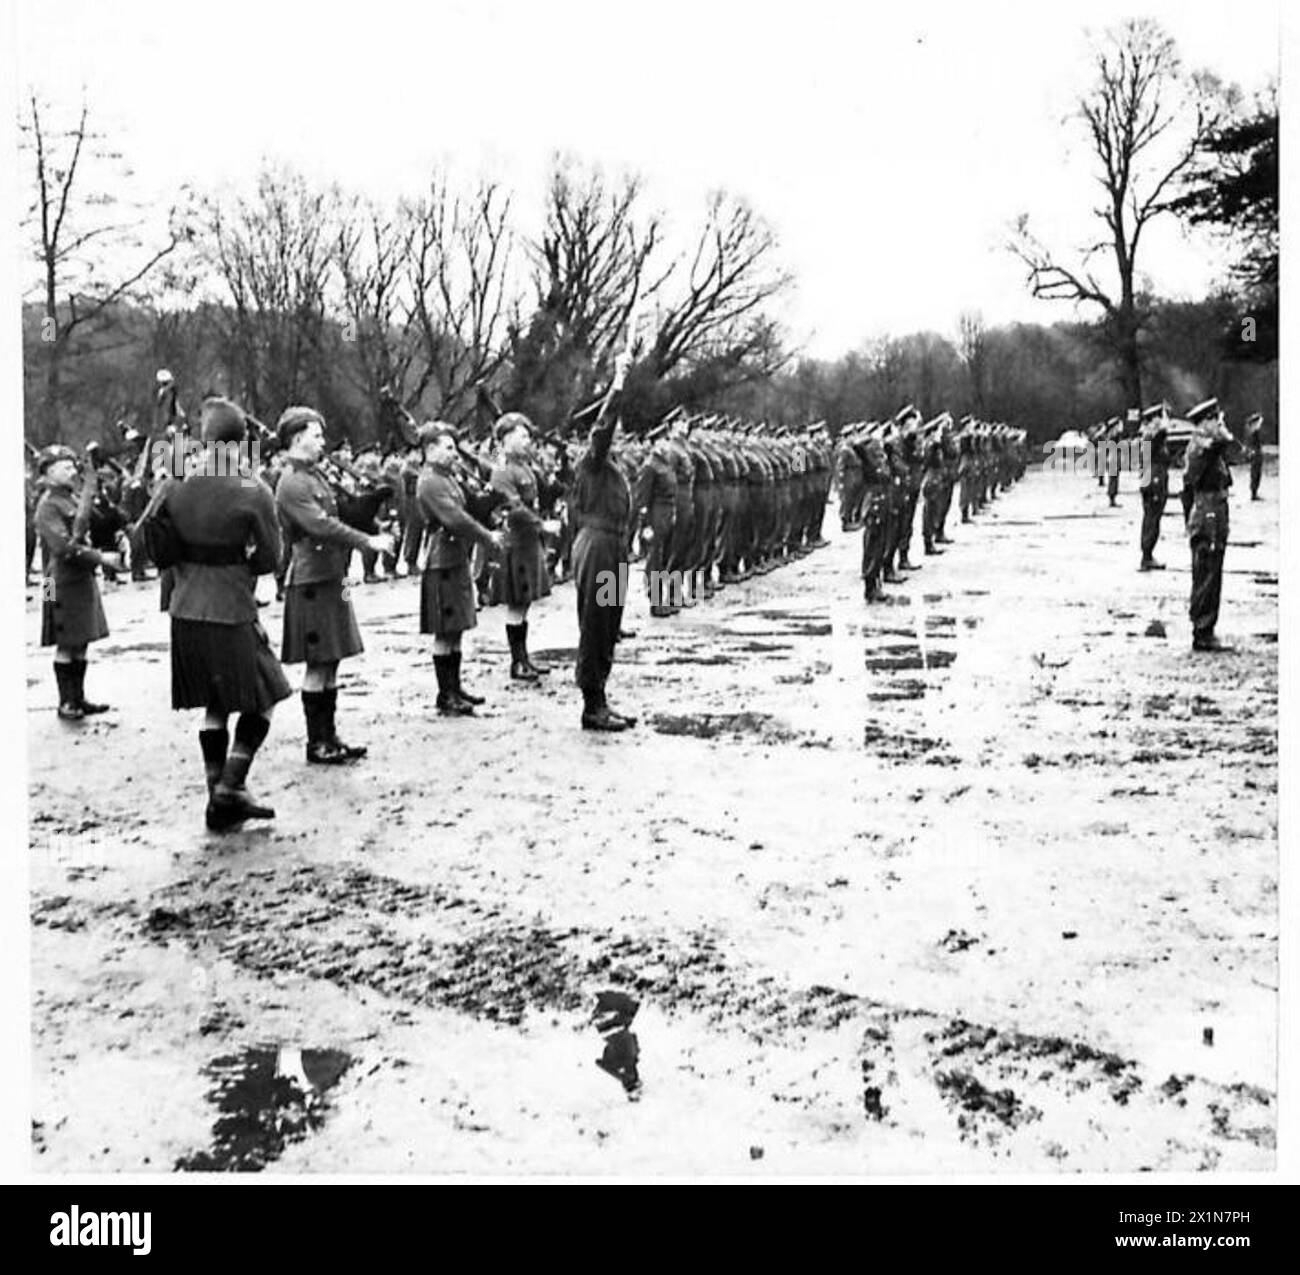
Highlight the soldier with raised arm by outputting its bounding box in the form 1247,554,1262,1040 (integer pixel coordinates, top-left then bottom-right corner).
570,353,636,731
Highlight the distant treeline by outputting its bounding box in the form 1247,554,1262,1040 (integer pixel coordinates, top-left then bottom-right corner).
21,291,1277,455
723,298,1276,446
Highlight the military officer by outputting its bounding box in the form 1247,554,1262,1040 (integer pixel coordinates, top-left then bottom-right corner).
634,428,678,616
1244,413,1264,500
1138,403,1170,571
570,354,636,731
1181,398,1235,653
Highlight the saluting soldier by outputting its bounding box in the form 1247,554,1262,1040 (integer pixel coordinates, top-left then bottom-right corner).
1244,413,1264,500
163,398,291,831
1138,403,1170,572
570,354,636,731
920,426,947,557
35,444,122,720
276,406,392,763
1181,398,1235,653
634,429,678,616
416,423,503,715
490,411,556,680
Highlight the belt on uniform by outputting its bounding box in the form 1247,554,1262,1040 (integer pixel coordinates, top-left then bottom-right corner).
181,542,249,566
577,518,625,536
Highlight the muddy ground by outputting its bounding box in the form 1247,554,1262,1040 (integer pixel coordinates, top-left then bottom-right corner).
27,464,1278,1175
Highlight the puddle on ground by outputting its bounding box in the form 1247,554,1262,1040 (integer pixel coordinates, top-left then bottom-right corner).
863,723,952,762
529,648,579,663
650,712,797,742
95,641,171,657
864,645,957,672
174,1045,353,1172
867,679,926,702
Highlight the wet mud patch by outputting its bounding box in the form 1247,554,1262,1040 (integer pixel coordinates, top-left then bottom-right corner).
650,712,800,743
95,640,171,657
863,722,954,764
864,644,957,673
529,648,579,664
935,1069,1041,1136
867,678,926,702
175,1045,353,1172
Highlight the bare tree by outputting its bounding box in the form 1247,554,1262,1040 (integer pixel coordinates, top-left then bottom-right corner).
404,177,515,424
647,192,791,380
21,94,185,442
957,310,989,415
335,199,420,413
194,165,340,420
1009,19,1222,404
505,160,665,428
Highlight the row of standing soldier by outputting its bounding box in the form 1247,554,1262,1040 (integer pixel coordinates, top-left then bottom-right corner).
834,404,1029,601
32,360,846,825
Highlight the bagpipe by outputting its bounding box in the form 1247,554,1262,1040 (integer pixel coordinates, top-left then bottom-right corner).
247,411,398,537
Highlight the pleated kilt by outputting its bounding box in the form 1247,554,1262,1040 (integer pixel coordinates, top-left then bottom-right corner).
281,580,364,664
171,618,291,713
498,538,551,608
40,574,109,648
420,562,477,637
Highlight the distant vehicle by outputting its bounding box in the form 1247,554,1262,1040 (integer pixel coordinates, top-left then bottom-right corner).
1054,429,1090,452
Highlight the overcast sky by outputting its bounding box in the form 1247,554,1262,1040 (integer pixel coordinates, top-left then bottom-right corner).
5,0,1280,359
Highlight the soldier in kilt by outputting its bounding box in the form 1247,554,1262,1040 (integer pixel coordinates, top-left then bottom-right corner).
163,398,291,831
275,407,393,764
35,445,122,721
416,423,503,715
490,413,557,681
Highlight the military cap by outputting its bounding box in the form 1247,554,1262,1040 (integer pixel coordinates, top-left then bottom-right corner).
156,368,174,385
1245,412,1264,429
1140,401,1169,421
416,420,458,448
276,405,325,448
1186,397,1221,424
493,411,534,444
37,444,78,473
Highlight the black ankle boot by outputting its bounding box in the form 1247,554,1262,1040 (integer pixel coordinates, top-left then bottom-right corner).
199,728,230,794
581,689,628,732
